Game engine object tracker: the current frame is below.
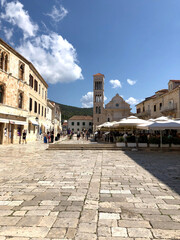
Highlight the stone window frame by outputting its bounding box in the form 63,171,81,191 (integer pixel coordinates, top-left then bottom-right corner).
0,82,6,104
29,98,32,111
19,61,25,80
0,50,9,72
34,79,38,92
18,90,24,109
29,74,33,88
34,101,37,113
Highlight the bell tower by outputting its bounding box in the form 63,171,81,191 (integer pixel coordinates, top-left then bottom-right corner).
93,73,105,131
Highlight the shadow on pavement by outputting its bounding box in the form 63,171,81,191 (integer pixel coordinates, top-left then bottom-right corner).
124,150,180,195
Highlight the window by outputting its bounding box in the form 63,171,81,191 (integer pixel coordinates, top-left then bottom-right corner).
4,55,8,72
72,128,74,131
77,122,80,126
96,106,98,114
19,62,25,80
42,88,44,99
116,103,119,107
71,122,74,126
29,75,33,88
0,85,4,104
83,122,85,126
137,108,141,114
34,80,38,92
95,81,102,90
38,104,40,114
42,106,43,116
154,105,156,112
34,101,37,113
18,92,23,108
159,103,162,110
99,106,101,114
143,106,145,112
39,84,41,94
107,118,110,122
29,98,32,111
0,52,4,70
89,122,92,126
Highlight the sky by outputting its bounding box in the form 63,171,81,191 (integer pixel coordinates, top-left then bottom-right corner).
1,0,180,113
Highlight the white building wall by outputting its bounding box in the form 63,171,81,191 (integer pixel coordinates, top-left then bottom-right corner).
68,119,93,133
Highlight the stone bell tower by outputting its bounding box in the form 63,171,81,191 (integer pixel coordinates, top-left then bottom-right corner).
93,73,105,131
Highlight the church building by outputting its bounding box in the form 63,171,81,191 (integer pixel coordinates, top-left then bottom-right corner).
93,73,131,131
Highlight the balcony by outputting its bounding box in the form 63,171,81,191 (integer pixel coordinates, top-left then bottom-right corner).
136,110,151,118
160,103,177,114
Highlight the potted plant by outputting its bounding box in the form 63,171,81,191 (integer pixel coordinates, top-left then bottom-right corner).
116,136,125,147
149,137,159,148
127,135,136,147
138,135,148,148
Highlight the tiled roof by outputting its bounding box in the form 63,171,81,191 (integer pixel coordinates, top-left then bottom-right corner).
69,115,93,120
169,80,180,83
155,89,168,93
93,73,104,76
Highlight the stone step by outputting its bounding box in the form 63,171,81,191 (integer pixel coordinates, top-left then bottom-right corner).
48,143,117,150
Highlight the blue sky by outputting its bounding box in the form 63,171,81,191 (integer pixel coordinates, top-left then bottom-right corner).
1,0,180,112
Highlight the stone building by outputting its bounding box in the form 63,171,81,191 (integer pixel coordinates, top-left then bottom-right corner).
136,80,180,119
0,38,48,144
68,116,93,133
49,101,62,137
93,73,131,131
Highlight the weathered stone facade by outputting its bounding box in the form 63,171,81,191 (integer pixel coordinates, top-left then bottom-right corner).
93,73,131,131
0,38,48,144
136,80,180,119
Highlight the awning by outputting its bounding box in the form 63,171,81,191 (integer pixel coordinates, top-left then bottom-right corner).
30,120,39,126
105,132,110,135
10,120,28,125
0,118,27,125
0,118,9,123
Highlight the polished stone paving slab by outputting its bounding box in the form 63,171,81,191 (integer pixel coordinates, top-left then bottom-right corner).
0,141,179,239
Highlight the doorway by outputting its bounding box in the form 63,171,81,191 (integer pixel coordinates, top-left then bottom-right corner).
0,123,3,144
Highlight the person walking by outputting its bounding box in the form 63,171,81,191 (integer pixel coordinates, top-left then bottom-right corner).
22,130,27,144
50,131,54,143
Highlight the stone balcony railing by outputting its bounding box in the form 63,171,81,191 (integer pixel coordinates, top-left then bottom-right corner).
136,110,151,118
160,103,177,113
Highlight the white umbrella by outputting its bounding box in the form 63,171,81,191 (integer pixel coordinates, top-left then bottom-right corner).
113,116,148,128
138,120,180,148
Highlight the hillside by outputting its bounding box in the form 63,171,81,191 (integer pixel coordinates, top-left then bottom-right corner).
53,102,93,120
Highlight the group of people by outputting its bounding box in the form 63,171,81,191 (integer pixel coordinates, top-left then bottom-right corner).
67,129,90,141
43,131,61,143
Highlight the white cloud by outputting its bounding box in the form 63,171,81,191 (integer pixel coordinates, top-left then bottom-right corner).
3,27,13,40
109,79,122,88
81,92,107,108
46,5,68,22
126,97,140,105
1,0,38,38
127,78,136,86
17,33,83,84
0,1,83,84
1,0,6,7
81,92,93,108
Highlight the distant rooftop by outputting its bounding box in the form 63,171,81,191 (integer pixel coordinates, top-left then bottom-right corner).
169,80,180,83
93,73,104,77
69,115,93,120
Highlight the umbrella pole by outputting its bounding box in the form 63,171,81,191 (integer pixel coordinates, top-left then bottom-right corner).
160,131,162,149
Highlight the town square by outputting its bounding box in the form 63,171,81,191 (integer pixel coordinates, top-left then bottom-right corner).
0,0,180,239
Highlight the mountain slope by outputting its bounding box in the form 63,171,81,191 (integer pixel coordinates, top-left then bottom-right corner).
53,101,93,120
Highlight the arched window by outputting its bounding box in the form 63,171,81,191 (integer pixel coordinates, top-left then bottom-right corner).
0,52,4,70
19,63,24,80
96,106,98,114
18,92,23,108
99,106,101,114
0,85,4,103
4,54,8,72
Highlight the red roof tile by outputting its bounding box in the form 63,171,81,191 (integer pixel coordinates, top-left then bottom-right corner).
169,80,180,83
93,73,104,76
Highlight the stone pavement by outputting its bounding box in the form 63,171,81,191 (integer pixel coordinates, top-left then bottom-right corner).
0,140,179,239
